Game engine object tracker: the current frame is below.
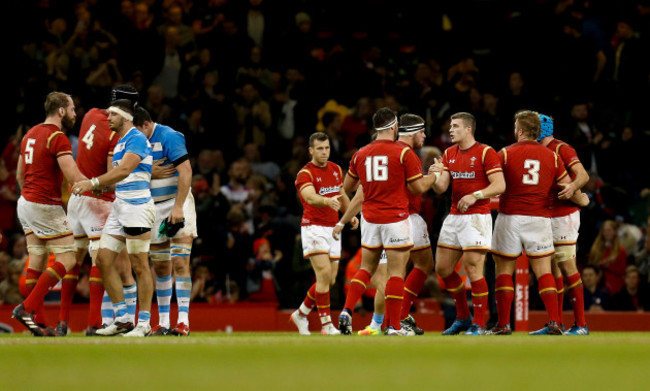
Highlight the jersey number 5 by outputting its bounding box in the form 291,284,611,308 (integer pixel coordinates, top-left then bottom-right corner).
82,124,96,150
522,159,540,185
365,155,388,182
24,138,36,164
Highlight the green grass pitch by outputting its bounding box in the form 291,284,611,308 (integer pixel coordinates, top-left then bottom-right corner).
1,332,649,391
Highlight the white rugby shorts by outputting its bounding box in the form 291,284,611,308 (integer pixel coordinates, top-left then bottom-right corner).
67,194,112,242
360,216,413,250
300,225,341,260
551,210,580,246
17,196,72,240
492,214,554,259
150,193,198,244
437,213,492,251
409,213,431,251
103,198,155,237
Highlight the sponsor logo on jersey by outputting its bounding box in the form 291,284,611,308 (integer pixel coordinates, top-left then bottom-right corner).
319,186,341,196
450,171,476,179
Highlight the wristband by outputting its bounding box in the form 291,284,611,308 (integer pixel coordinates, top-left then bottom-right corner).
335,222,345,227
91,177,100,190
433,171,441,184
323,197,329,207
473,190,484,200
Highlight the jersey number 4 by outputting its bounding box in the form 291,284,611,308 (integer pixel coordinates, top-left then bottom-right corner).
365,156,388,182
24,138,36,164
522,159,540,185
82,125,96,150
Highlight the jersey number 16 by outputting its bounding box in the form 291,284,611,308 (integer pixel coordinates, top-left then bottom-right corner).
365,156,388,182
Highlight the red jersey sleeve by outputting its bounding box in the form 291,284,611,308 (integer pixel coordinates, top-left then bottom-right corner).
48,132,72,158
556,143,581,170
107,131,119,156
401,147,423,182
554,153,568,182
295,169,314,193
483,147,502,176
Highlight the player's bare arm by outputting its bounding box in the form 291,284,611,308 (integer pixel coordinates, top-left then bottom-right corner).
342,172,359,194
300,185,342,211
72,152,142,194
337,188,359,229
557,174,589,207
457,171,505,213
558,162,589,200
407,172,438,195
429,158,450,194
333,186,363,240
16,155,24,189
57,154,88,184
169,160,192,224
151,160,176,179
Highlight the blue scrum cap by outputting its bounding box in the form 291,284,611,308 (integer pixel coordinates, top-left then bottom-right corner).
538,114,553,141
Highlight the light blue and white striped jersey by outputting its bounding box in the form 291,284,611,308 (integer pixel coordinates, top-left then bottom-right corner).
113,128,153,205
149,123,188,203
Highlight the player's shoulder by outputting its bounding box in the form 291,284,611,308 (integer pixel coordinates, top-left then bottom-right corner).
326,161,342,172
85,108,108,119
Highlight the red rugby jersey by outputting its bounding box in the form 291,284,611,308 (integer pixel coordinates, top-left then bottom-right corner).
348,139,422,224
442,142,502,215
546,138,581,218
20,124,72,205
295,161,343,227
498,140,567,217
76,108,118,201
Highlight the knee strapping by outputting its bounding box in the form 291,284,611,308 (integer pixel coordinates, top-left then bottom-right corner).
47,243,76,254
150,248,171,262
170,243,192,258
27,244,48,256
75,237,90,250
552,245,576,263
126,238,150,254
99,235,126,253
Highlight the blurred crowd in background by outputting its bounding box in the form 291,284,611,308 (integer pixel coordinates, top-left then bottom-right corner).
2,0,650,315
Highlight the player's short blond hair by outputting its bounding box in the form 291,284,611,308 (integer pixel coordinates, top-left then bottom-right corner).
515,110,541,140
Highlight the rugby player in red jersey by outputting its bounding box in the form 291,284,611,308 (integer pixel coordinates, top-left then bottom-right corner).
12,92,87,336
491,110,588,335
428,112,505,335
290,132,358,335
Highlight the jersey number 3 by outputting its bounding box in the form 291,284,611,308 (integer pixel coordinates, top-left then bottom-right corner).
82,125,96,150
522,159,540,185
365,156,388,182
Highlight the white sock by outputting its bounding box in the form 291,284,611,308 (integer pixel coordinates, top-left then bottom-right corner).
176,277,191,325
156,274,173,328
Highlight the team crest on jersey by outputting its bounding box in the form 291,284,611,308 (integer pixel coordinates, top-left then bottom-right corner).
333,171,339,180
470,156,477,167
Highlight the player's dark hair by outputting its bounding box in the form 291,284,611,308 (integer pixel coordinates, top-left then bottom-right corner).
399,113,424,127
108,99,135,116
111,84,139,108
44,92,71,117
309,131,329,147
514,110,541,140
372,107,396,131
133,107,153,126
450,112,476,134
